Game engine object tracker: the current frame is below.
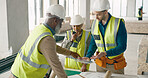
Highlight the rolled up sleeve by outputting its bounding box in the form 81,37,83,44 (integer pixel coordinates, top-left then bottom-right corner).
38,36,67,78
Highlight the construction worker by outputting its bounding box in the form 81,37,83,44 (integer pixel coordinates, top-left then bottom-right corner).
10,4,80,78
82,0,127,74
138,6,145,20
61,15,91,72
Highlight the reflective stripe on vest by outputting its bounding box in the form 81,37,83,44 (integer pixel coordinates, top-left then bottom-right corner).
137,10,142,18
95,43,117,47
83,31,89,56
92,17,121,59
18,32,51,69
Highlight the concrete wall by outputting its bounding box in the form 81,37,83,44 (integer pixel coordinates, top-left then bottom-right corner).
0,0,9,54
7,0,29,54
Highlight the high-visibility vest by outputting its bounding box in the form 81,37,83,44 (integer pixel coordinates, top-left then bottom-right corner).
65,30,91,70
11,24,53,78
137,10,142,18
91,16,124,59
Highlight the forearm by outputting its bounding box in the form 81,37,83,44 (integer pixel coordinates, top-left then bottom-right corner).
39,36,67,78
56,45,71,56
106,43,126,56
42,50,67,78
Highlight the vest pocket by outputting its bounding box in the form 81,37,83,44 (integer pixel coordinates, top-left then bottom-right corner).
93,35,100,40
114,60,126,70
95,57,106,68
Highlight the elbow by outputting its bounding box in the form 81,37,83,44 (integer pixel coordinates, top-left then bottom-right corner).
120,43,127,53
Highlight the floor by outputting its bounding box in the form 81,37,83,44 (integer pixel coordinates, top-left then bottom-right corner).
0,33,148,78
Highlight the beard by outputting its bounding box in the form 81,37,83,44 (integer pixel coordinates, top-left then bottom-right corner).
55,23,61,34
102,14,106,21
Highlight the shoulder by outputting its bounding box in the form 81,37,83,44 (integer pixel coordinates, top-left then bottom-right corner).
113,16,125,24
67,30,72,32
38,36,56,53
66,30,72,34
83,30,91,33
83,30,91,34
119,18,125,24
66,30,72,35
41,36,55,44
83,30,91,38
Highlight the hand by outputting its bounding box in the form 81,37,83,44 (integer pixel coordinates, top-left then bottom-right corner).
80,64,87,72
91,52,107,59
78,57,90,61
71,33,78,41
70,52,81,58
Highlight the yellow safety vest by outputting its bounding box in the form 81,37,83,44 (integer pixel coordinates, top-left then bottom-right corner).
11,24,53,78
137,10,142,18
91,16,124,59
65,30,91,70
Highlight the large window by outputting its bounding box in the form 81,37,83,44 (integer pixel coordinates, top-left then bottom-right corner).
136,0,148,17
28,0,48,31
91,0,127,17
68,0,74,17
59,0,80,17
109,0,127,17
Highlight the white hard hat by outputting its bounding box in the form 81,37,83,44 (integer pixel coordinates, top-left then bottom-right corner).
70,15,84,25
92,0,110,11
46,4,65,19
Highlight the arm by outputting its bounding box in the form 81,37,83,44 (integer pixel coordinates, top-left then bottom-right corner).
85,35,97,58
85,32,92,54
81,35,98,71
56,45,71,55
56,45,80,58
38,36,67,78
106,19,127,56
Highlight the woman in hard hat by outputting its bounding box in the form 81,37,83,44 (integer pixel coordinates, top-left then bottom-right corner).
83,0,127,75
61,15,91,72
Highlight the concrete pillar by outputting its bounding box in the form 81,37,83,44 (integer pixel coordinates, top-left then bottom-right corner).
43,0,50,18
0,0,9,58
50,0,58,5
6,0,29,54
126,0,136,17
79,0,90,30
112,0,121,17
